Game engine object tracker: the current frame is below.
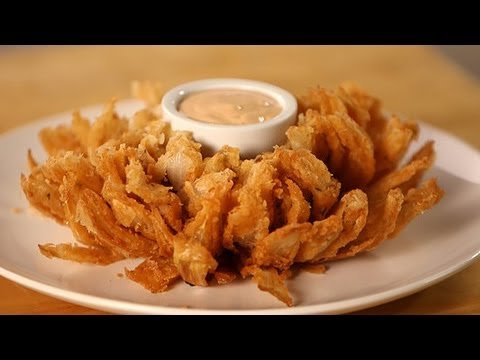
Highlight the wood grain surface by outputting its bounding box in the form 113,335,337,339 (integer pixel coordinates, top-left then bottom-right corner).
1,45,479,314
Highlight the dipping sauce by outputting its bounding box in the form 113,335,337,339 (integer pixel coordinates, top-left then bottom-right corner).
178,89,282,125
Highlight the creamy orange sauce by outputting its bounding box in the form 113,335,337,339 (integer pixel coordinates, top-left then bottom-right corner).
178,89,282,125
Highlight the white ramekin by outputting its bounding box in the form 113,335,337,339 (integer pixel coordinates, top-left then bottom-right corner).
161,78,298,158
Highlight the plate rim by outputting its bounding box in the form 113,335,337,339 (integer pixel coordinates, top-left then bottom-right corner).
1,248,479,314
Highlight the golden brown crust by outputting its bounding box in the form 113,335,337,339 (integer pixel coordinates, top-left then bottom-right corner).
126,256,178,293
20,81,444,307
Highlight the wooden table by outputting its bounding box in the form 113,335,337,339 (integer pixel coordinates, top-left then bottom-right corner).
1,46,479,314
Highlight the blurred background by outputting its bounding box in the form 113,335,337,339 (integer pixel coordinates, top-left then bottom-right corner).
434,46,480,78
1,45,479,77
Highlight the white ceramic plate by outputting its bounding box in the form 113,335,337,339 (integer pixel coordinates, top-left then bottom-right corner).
1,99,480,315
